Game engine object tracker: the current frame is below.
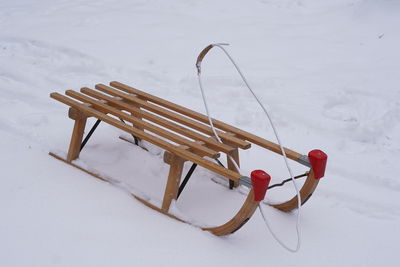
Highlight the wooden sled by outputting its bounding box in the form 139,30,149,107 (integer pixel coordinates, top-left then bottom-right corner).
49,81,327,236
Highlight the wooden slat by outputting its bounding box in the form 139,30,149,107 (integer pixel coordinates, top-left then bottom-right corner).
162,153,185,212
163,141,207,164
237,134,302,161
95,84,251,150
65,90,219,159
50,93,242,181
110,81,302,161
80,87,235,154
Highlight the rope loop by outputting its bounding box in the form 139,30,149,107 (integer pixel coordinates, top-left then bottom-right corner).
196,43,302,252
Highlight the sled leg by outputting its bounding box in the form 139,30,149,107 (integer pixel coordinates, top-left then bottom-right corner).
224,132,240,188
66,108,87,162
227,147,240,188
162,154,185,212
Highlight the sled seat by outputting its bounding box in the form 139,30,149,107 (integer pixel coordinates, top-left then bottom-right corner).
50,81,314,215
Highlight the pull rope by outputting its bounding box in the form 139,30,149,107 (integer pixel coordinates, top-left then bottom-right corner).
196,43,301,252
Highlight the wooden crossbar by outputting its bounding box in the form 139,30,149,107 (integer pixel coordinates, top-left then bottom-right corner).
110,81,302,161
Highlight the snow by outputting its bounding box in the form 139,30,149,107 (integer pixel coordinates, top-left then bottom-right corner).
1,0,399,266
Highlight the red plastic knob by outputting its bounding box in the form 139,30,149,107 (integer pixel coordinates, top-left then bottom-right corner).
251,170,271,202
308,149,328,179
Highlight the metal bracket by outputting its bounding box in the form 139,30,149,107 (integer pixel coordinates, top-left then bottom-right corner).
80,119,101,151
298,155,311,167
239,176,252,189
177,163,197,199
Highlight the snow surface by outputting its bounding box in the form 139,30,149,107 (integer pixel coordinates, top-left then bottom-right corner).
1,0,399,266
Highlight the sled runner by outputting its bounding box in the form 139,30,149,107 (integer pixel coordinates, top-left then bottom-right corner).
49,81,327,236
